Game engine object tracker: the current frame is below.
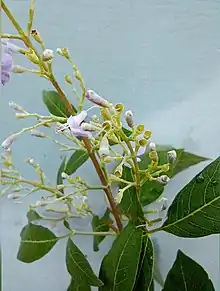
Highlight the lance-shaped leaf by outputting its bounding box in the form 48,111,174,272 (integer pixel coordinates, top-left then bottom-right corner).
162,250,215,291
139,147,209,206
133,235,154,291
66,238,103,287
17,223,58,263
92,210,111,252
162,157,220,237
64,150,89,175
99,222,142,291
43,90,77,117
119,166,145,222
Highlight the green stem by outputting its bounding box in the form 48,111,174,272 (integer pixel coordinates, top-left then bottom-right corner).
2,34,22,40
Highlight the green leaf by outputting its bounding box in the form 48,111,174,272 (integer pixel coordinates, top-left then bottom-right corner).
149,281,155,291
139,147,208,206
133,235,154,291
17,223,57,263
119,166,145,222
26,209,41,222
43,90,75,118
162,250,215,291
65,150,89,175
66,238,103,287
162,157,220,237
57,157,66,193
67,278,91,291
122,127,132,137
92,210,111,252
99,222,143,291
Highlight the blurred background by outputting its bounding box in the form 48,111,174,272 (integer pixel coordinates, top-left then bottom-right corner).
1,0,220,290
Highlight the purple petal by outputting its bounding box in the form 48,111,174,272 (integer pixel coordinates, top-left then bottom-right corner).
70,127,92,138
1,53,13,71
67,111,87,128
2,39,21,54
1,71,10,85
137,146,146,156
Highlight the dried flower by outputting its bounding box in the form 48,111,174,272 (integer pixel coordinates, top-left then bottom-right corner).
156,175,170,185
124,110,134,128
167,150,177,164
42,49,54,61
31,29,43,43
85,90,111,108
1,134,17,149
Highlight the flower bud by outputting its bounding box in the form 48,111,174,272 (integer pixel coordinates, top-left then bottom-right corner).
144,130,152,139
31,29,43,43
81,123,99,131
103,156,114,163
42,49,54,61
30,130,46,138
35,200,48,207
149,142,156,151
149,150,158,162
158,197,168,211
64,75,73,84
102,121,112,131
115,190,123,204
114,164,123,178
85,90,111,108
156,175,170,185
61,172,68,179
7,193,21,199
2,134,16,150
9,101,26,113
56,47,70,59
12,65,28,73
161,163,170,172
99,135,110,156
167,150,177,164
92,115,100,123
27,158,35,165
15,113,28,119
25,49,39,64
56,184,65,191
124,110,134,128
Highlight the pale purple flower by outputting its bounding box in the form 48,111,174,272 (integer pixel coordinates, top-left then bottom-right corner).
1,39,21,86
60,111,92,138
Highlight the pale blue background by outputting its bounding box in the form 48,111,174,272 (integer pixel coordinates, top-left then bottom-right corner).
1,0,220,290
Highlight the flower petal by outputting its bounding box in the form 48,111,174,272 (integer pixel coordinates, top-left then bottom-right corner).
137,146,146,156
71,127,92,138
2,39,21,54
67,111,87,128
1,71,10,85
1,53,13,71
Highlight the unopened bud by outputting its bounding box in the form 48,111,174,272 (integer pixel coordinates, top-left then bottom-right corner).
56,47,70,59
103,156,114,163
144,130,152,139
167,150,177,164
81,123,99,131
124,110,134,128
149,142,156,151
161,164,170,172
2,134,16,150
56,184,65,191
99,135,110,156
85,90,111,108
35,200,48,207
149,150,158,162
25,49,39,64
9,101,26,113
158,197,168,211
115,190,123,204
64,75,73,84
115,103,124,114
100,108,111,121
61,172,68,179
42,49,54,61
15,113,28,119
28,158,35,165
31,29,43,43
114,164,123,178
12,65,28,73
30,130,46,138
156,175,170,185
92,115,100,123
102,121,112,131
